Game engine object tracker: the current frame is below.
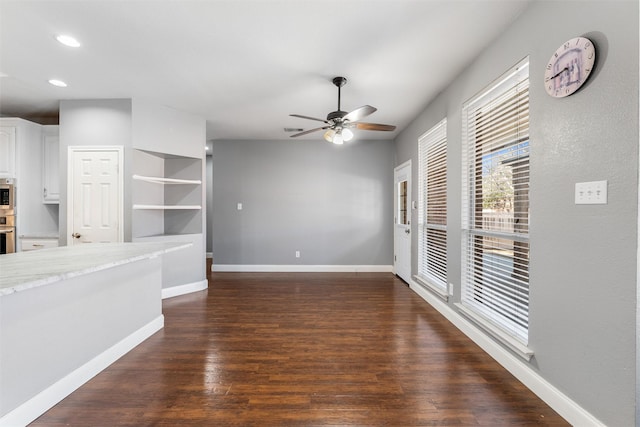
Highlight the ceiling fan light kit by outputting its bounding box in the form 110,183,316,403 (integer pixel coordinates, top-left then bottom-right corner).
341,128,354,141
323,128,336,143
324,127,353,145
290,76,396,144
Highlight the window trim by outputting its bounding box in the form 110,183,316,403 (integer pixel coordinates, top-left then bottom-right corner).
461,57,531,347
454,303,534,361
417,118,448,297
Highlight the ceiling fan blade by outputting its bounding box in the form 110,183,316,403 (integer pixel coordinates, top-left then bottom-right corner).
355,122,397,131
290,114,329,124
343,105,377,122
290,126,330,138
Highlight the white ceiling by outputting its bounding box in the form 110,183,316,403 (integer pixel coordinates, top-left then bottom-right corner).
0,0,531,141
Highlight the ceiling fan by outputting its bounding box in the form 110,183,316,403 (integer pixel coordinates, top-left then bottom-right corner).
289,76,396,144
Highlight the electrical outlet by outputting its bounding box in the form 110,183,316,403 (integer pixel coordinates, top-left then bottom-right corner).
295,251,300,258
575,180,607,205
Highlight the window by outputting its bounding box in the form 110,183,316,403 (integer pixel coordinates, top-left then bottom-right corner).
417,119,447,293
461,58,530,344
397,180,408,225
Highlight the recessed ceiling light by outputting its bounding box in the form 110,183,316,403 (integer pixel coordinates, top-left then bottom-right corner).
56,34,81,48
48,79,67,87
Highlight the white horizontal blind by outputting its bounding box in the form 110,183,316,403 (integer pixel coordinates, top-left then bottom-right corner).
418,119,447,290
461,58,530,344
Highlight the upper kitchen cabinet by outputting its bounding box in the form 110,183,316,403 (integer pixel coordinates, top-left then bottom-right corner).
0,117,59,240
0,126,16,178
42,125,60,204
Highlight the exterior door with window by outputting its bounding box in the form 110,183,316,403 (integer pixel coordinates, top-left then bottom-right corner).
68,147,123,245
394,161,411,283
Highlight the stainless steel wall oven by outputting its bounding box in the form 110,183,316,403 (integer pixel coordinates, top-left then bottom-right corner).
0,178,16,254
0,212,15,254
0,178,15,210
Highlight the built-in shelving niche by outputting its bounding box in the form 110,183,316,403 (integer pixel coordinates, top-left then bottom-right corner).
132,149,203,238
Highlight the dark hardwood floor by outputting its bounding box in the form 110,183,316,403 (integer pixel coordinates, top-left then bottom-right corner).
31,271,568,426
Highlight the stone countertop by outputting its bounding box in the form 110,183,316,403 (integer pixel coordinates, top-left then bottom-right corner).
0,242,191,296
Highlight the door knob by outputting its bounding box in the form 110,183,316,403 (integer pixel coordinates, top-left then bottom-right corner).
405,229,410,234
71,232,81,239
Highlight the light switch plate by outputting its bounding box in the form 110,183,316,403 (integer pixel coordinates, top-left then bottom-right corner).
575,180,607,205
237,203,243,210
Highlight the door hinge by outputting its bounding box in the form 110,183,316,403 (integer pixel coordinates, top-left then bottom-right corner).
394,255,397,261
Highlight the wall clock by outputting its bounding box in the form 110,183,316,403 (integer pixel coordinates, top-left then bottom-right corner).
544,36,596,98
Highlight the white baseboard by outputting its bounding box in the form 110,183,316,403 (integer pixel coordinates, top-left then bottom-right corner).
0,315,164,427
161,279,208,299
212,264,394,273
409,281,605,427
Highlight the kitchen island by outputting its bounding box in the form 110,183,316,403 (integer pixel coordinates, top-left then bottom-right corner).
0,242,191,427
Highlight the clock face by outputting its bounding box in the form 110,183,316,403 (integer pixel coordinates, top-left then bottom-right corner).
544,37,596,98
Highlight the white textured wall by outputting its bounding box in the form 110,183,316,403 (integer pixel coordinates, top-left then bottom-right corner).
394,1,638,425
58,99,133,245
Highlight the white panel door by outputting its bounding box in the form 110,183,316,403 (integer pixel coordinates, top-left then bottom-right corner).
69,149,122,245
394,161,411,283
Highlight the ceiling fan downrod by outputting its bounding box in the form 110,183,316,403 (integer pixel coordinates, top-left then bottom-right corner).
328,76,348,122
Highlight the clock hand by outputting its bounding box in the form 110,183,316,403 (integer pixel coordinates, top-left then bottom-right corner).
549,67,569,80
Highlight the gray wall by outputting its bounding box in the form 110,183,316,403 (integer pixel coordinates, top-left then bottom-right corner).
394,1,638,425
212,139,394,266
131,99,204,159
59,99,133,246
206,154,213,254
59,99,206,293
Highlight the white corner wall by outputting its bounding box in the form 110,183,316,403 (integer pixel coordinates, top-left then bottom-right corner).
394,1,638,425
59,99,207,296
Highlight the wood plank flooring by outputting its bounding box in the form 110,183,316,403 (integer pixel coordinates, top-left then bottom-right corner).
31,272,568,426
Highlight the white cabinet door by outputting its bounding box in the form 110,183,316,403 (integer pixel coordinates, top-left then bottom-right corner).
20,238,59,251
42,126,60,203
0,127,16,178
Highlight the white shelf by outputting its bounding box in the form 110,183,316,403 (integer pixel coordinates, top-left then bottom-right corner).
132,174,201,185
132,149,203,237
133,204,202,210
